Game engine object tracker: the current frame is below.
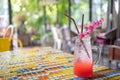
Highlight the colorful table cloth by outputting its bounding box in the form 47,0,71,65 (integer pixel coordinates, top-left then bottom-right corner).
0,47,120,80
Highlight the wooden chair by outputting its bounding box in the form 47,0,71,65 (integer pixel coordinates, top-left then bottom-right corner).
109,45,120,69
109,45,120,60
95,27,117,64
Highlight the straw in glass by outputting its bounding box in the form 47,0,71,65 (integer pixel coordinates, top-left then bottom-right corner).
64,13,90,58
81,14,84,33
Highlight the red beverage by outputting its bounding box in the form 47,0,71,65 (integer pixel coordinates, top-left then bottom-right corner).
74,59,93,77
73,36,93,77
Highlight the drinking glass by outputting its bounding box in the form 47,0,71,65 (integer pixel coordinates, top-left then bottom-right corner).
73,36,93,77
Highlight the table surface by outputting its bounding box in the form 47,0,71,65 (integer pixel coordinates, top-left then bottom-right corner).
0,47,120,80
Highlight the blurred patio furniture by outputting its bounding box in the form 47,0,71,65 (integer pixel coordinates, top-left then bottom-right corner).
51,27,62,50
58,27,77,53
3,25,13,38
0,27,7,37
41,33,53,47
107,0,120,68
0,25,22,52
18,32,31,47
109,43,120,68
94,27,117,64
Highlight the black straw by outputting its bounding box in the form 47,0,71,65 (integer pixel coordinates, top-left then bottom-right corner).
81,14,84,33
64,13,90,58
64,13,79,34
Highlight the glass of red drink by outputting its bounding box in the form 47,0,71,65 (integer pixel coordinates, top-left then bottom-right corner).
73,36,93,77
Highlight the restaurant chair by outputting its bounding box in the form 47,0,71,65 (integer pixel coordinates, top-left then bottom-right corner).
3,25,13,38
51,27,62,50
109,39,120,69
95,27,117,64
0,25,23,52
55,27,77,53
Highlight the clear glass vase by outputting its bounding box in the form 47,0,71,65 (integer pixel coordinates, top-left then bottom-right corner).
73,36,93,77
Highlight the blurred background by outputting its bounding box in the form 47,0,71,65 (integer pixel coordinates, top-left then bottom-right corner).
0,0,119,54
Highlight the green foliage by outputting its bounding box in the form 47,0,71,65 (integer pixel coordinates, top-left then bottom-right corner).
57,0,68,25
31,34,40,40
11,0,108,41
11,0,43,34
71,0,89,23
11,0,69,32
11,0,96,39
